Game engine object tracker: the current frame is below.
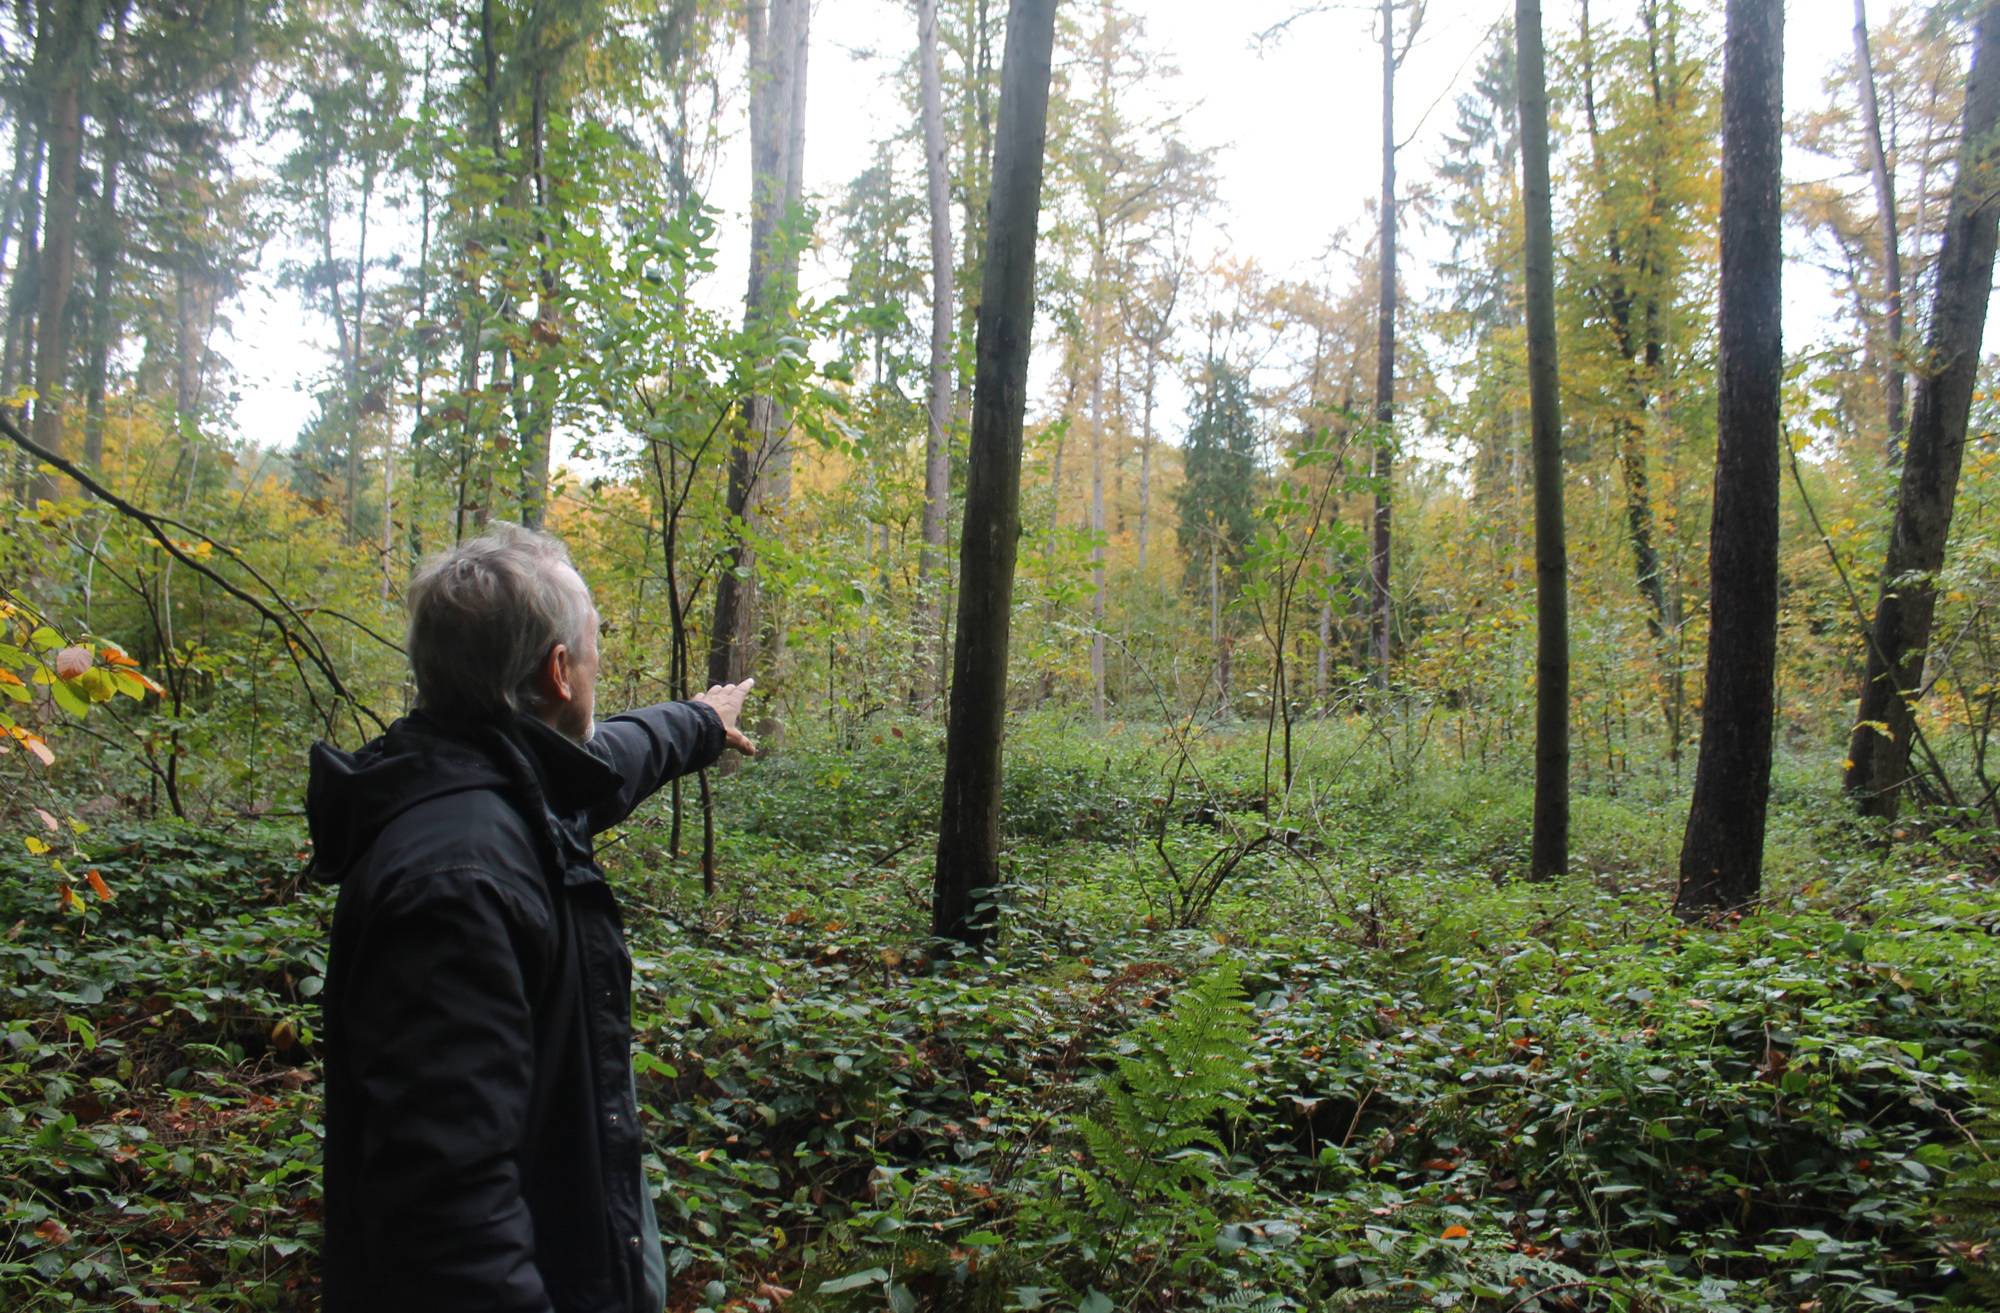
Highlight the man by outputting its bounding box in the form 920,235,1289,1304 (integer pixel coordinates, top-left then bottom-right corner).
307,524,754,1312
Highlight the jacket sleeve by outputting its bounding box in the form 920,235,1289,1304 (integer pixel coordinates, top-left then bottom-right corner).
583,699,726,833
346,868,556,1313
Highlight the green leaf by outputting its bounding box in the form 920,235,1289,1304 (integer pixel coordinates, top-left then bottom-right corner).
816,1268,889,1295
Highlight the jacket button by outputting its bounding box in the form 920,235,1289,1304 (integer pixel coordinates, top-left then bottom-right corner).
608,1112,619,1124
629,1235,641,1248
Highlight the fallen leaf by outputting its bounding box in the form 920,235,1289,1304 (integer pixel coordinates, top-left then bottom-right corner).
34,807,58,831
1441,1225,1470,1240
34,1217,71,1246
86,870,112,901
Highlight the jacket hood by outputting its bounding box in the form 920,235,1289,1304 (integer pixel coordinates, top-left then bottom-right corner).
306,713,513,882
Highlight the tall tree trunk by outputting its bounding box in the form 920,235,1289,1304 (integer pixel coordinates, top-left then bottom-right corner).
82,128,121,470
28,1,90,503
1844,1,2000,820
80,0,126,472
1677,0,1784,913
1136,335,1161,571
1517,0,1569,882
1854,0,1906,459
521,63,560,530
1368,0,1397,685
710,0,808,690
918,0,955,708
1088,245,1107,721
933,0,1058,949
341,167,373,541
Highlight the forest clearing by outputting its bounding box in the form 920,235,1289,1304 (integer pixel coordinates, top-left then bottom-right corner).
1,0,1999,1309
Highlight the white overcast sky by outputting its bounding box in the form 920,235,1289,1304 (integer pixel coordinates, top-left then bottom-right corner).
222,0,1859,453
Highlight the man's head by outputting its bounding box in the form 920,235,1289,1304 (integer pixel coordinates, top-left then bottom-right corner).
406,524,601,742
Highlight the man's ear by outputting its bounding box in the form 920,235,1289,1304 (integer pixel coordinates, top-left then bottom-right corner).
541,642,575,707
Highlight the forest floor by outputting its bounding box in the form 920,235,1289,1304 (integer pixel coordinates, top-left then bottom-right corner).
1,714,1997,1312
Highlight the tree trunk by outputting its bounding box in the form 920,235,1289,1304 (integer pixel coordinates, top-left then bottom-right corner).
1089,247,1108,721
1853,0,1906,459
918,0,955,708
1677,0,1785,914
82,126,121,470
1517,0,1570,882
932,0,1059,949
521,63,559,530
1368,0,1397,685
1844,1,2000,820
710,0,808,689
1211,537,1227,712
342,167,373,541
1136,336,1159,571
28,1,89,503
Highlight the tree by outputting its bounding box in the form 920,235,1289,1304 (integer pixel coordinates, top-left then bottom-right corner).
932,0,1059,949
710,0,810,690
1844,1,2000,821
26,0,101,502
1367,0,1399,685
1515,0,1567,882
1177,357,1261,710
918,0,956,709
1677,0,1783,914
1853,0,1906,457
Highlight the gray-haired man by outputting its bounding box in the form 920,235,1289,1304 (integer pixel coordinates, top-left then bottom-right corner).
307,524,752,1312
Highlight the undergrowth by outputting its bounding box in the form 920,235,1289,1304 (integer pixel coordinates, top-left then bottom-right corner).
0,715,1994,1311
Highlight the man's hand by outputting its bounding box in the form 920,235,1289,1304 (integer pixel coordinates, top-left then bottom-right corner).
693,678,757,756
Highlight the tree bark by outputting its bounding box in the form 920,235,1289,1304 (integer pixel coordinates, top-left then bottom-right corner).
710,0,808,689
1368,0,1397,685
1517,0,1569,882
28,0,91,503
1854,0,1906,460
82,125,121,471
1844,1,2000,820
1678,0,1784,914
918,0,955,708
1089,244,1108,721
932,0,1058,949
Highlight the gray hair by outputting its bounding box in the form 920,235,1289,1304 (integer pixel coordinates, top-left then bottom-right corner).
406,523,595,721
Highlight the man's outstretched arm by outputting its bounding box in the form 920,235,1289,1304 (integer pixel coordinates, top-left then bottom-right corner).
585,680,756,832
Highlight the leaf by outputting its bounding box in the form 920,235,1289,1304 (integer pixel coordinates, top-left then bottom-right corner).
33,1218,71,1247
33,808,58,831
50,678,88,717
53,645,93,680
1441,1225,1470,1240
23,835,50,855
86,870,112,902
17,730,54,766
815,1267,889,1294
1079,1292,1115,1313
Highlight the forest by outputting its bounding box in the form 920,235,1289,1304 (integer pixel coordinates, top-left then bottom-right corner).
2,0,2000,1308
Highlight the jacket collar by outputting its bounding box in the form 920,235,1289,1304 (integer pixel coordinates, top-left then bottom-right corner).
506,713,625,814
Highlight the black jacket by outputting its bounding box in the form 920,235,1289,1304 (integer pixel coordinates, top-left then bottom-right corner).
307,701,724,1313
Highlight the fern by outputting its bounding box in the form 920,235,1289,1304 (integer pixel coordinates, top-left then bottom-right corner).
1075,958,1255,1226
1324,1289,1429,1312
